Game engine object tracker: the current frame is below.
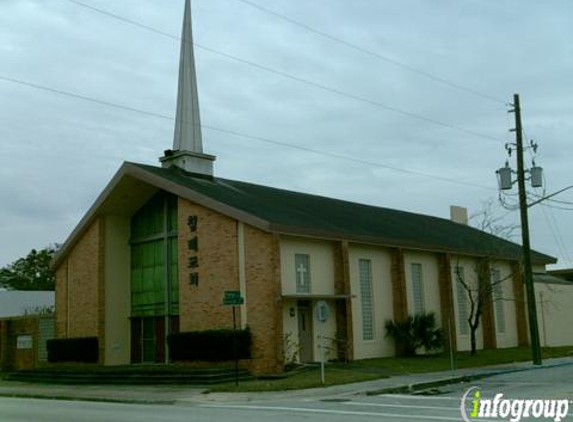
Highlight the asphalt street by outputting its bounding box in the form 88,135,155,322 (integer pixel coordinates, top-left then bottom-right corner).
1,364,573,421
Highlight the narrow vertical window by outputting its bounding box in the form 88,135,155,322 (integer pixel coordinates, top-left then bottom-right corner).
455,266,469,335
295,254,311,293
411,263,425,314
359,259,374,340
491,269,506,334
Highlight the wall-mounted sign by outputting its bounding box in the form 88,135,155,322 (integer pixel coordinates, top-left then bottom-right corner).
187,215,199,286
16,334,33,350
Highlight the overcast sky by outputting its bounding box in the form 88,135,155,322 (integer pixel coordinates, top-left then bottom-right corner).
1,0,572,269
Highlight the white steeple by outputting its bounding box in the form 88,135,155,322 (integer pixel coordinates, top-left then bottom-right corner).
160,0,215,175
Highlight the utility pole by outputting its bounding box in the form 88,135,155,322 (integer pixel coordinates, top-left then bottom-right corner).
510,93,543,365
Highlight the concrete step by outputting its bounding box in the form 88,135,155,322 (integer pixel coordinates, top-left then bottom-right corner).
6,367,251,385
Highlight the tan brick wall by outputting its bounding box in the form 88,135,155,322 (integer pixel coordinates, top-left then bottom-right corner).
0,320,8,370
512,261,529,346
438,253,457,352
177,198,283,374
97,218,106,364
54,261,68,338
244,227,283,375
178,198,241,332
0,317,38,371
390,248,409,356
391,248,408,323
58,218,104,340
333,241,353,361
12,318,38,370
479,259,497,349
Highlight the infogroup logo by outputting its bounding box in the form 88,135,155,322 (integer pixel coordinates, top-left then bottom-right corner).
460,387,570,422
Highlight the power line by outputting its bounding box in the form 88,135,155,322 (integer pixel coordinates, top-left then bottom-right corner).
539,202,573,212
203,123,494,190
58,0,503,144
522,127,573,262
0,74,496,191
530,191,573,206
232,0,508,105
63,0,179,40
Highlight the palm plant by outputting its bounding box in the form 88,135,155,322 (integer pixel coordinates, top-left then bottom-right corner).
385,312,443,356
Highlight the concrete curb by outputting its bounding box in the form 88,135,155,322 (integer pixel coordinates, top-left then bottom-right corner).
363,359,573,397
0,392,175,405
364,372,495,396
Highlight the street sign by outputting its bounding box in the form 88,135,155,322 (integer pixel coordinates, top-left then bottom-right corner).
223,290,244,305
315,300,330,323
223,291,244,387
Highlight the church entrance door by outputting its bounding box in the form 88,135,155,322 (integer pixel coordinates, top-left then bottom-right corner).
297,301,313,363
130,317,165,363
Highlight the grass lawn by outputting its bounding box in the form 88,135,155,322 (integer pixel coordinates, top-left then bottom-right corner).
210,346,573,392
209,364,384,392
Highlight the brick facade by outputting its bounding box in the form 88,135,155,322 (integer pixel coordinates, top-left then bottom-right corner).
55,218,105,350
390,248,408,322
0,320,9,370
244,227,283,374
333,241,353,361
390,248,408,355
178,198,283,374
54,261,68,338
178,198,241,332
438,253,457,352
479,259,497,349
0,317,42,371
512,261,529,347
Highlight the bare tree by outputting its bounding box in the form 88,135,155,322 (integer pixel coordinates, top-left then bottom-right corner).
454,259,512,355
454,199,518,355
470,198,519,241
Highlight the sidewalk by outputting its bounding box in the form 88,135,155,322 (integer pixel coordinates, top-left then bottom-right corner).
185,356,573,404
1,357,572,405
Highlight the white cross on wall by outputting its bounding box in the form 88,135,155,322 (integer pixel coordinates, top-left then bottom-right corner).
296,263,307,286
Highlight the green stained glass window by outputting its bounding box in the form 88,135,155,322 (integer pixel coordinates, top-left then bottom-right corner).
167,194,178,232
130,192,179,317
170,237,179,314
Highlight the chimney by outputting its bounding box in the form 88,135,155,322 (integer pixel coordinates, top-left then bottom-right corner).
450,205,468,225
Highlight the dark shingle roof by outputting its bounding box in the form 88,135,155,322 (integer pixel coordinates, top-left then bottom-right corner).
133,163,555,264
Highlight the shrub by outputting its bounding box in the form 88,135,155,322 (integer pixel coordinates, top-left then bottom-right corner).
385,312,443,356
167,328,252,361
47,337,98,363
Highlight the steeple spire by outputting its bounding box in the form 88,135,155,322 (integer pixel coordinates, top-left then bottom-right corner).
160,0,215,175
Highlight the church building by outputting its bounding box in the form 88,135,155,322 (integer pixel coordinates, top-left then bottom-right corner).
53,0,556,374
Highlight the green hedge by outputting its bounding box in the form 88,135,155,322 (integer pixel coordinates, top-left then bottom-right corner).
47,337,98,363
168,328,252,361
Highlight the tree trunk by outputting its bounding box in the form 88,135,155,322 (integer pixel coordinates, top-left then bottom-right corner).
470,328,477,355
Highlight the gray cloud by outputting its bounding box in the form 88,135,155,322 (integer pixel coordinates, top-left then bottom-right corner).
1,0,572,267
